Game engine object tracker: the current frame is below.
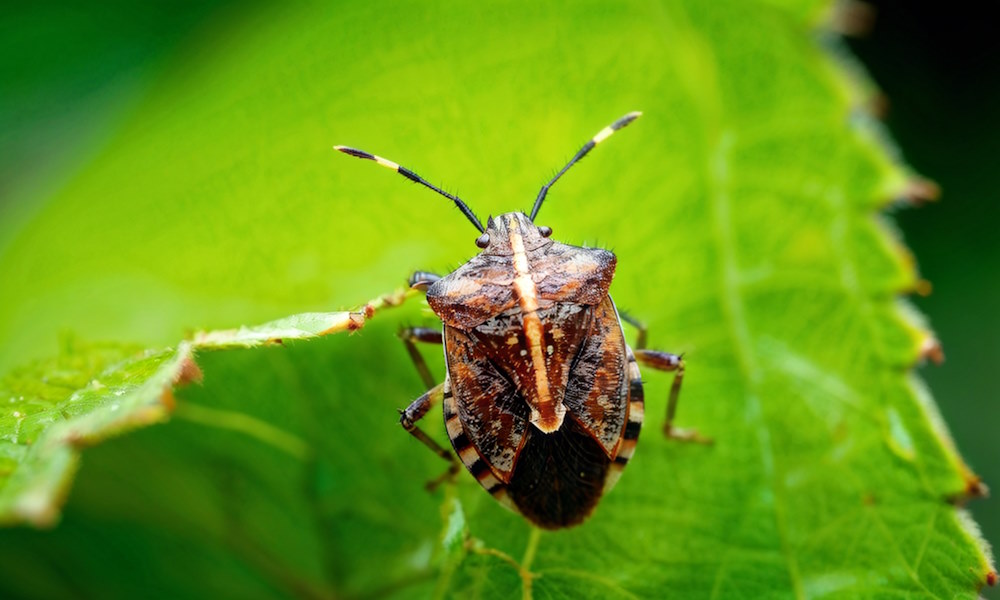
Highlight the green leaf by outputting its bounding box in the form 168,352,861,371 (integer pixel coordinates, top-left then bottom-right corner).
0,1,993,599
0,294,406,528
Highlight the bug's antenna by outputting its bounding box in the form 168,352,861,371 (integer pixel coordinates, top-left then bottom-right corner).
334,146,485,233
529,111,642,221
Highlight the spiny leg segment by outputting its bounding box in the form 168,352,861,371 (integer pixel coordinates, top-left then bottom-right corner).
618,310,648,350
333,146,484,232
529,111,642,221
400,327,443,390
400,270,444,389
400,382,460,490
621,312,710,443
407,271,442,291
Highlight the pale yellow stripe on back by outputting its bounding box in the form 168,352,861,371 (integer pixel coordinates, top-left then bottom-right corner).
509,224,564,432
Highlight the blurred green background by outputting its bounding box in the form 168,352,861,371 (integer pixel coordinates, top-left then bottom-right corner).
0,0,995,597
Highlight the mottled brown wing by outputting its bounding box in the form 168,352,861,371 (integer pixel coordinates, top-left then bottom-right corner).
443,325,530,483
563,296,630,458
427,254,517,329
466,302,592,432
532,243,617,306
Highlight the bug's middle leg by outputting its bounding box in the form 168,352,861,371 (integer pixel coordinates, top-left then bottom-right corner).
400,327,443,390
400,270,445,389
400,382,460,489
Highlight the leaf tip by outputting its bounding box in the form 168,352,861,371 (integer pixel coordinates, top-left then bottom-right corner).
913,278,933,297
918,336,945,366
14,491,60,528
947,471,990,506
173,354,204,387
899,176,941,206
965,476,989,500
826,0,877,37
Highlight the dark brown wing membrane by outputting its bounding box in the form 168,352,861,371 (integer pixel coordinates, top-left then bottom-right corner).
507,418,612,529
444,326,529,482
427,254,516,329
563,296,629,457
533,243,616,306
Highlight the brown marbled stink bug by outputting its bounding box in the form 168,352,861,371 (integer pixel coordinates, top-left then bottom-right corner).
335,112,704,529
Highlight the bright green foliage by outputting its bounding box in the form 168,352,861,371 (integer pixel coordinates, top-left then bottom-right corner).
0,1,992,598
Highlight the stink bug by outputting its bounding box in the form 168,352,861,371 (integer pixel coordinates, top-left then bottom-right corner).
335,112,704,529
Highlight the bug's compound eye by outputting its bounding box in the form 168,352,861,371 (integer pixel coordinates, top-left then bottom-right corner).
475,233,491,248
538,225,553,238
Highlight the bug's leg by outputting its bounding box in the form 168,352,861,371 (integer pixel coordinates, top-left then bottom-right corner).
400,327,443,390
400,382,460,490
634,349,712,444
619,311,648,350
400,270,444,388
407,271,442,292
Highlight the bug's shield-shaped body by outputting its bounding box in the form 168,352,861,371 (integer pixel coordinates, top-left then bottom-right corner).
427,213,643,529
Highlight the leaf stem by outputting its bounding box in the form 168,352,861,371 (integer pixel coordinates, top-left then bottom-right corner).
520,527,542,600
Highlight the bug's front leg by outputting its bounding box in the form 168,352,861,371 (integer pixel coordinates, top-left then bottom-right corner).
407,270,442,291
400,382,460,490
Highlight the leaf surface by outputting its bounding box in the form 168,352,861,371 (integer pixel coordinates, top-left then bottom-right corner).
0,1,992,598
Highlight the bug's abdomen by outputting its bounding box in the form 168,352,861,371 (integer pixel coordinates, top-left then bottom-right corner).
506,418,611,529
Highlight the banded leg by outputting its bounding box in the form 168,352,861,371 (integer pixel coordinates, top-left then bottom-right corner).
619,311,648,350
634,349,709,443
400,382,460,489
400,326,443,390
399,270,444,388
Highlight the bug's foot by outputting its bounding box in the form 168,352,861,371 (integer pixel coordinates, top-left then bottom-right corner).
425,462,460,492
663,424,713,445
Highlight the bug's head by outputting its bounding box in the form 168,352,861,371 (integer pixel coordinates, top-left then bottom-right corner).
474,212,553,255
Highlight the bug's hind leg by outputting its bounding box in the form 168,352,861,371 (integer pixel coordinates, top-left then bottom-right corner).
621,312,709,442
400,382,460,490
619,311,649,350
633,349,710,444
